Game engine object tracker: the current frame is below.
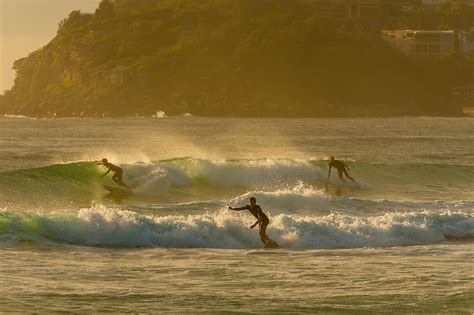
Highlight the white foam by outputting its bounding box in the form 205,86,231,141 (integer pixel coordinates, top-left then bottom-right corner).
226,183,474,213
2,114,36,119
228,182,330,212
152,111,167,118
272,211,474,248
10,206,473,249
122,158,326,194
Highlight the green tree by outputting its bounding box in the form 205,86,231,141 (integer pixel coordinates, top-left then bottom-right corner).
95,0,115,19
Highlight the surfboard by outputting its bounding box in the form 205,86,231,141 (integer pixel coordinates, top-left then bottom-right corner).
103,185,132,194
263,239,279,249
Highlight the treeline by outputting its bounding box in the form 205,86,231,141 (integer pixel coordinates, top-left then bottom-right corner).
1,0,473,117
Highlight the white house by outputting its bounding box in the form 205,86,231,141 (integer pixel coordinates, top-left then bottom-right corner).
381,30,456,57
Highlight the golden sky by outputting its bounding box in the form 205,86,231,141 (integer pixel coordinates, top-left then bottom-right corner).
0,0,99,93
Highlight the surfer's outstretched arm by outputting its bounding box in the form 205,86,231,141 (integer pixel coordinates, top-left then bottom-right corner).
228,206,247,211
250,219,260,229
101,169,111,178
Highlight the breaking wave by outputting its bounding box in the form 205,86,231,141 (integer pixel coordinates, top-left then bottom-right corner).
0,206,472,249
1,158,473,200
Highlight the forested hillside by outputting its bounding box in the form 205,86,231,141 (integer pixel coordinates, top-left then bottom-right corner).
1,0,473,117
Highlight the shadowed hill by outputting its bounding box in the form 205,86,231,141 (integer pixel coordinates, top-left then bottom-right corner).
1,0,473,117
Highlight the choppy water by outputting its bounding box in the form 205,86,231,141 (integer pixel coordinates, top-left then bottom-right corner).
0,116,473,312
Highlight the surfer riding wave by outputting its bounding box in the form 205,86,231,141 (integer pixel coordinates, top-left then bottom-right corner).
98,158,130,189
327,156,356,183
229,197,279,248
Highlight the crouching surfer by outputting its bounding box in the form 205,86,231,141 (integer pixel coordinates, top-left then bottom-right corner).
327,156,356,183
98,158,130,189
229,197,278,248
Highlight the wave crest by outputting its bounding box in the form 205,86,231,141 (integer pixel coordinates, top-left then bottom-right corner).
1,206,472,249
1,158,473,206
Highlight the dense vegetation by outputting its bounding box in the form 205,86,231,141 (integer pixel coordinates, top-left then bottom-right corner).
1,0,474,117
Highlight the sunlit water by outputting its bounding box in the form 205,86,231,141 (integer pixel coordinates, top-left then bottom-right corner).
0,117,473,312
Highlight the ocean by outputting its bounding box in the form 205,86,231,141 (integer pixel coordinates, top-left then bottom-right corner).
0,116,472,312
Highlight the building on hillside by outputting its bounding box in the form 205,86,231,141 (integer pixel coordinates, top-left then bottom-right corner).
421,0,474,8
460,30,474,55
309,0,474,17
310,0,419,19
381,30,457,57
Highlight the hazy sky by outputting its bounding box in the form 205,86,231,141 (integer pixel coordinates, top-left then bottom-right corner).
0,0,99,93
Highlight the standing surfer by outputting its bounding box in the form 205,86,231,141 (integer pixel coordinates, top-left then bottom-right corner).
229,197,272,245
98,158,129,188
327,156,356,183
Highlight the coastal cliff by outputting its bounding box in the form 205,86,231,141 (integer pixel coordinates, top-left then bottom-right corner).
1,0,473,117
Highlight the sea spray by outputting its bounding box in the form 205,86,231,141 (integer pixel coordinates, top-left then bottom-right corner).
228,181,330,211
1,206,472,249
1,158,474,208
127,158,325,191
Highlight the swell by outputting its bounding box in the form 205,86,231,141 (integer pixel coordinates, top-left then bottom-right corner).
3,158,474,188
310,159,474,183
1,206,472,249
0,162,104,208
226,185,474,213
1,158,473,206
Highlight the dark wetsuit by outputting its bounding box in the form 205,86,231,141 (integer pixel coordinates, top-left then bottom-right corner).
328,160,355,183
104,162,124,183
329,159,353,181
243,204,270,243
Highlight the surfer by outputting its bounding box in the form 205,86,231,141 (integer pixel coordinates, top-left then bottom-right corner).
98,158,129,188
327,156,356,183
229,197,270,244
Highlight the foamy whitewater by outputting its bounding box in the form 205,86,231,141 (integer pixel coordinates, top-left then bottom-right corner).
0,117,473,312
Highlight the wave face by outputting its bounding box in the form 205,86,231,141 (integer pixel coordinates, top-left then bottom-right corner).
1,206,472,248
1,158,473,209
1,158,473,249
0,162,104,209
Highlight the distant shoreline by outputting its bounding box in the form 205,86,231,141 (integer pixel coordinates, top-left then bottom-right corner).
2,113,470,119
